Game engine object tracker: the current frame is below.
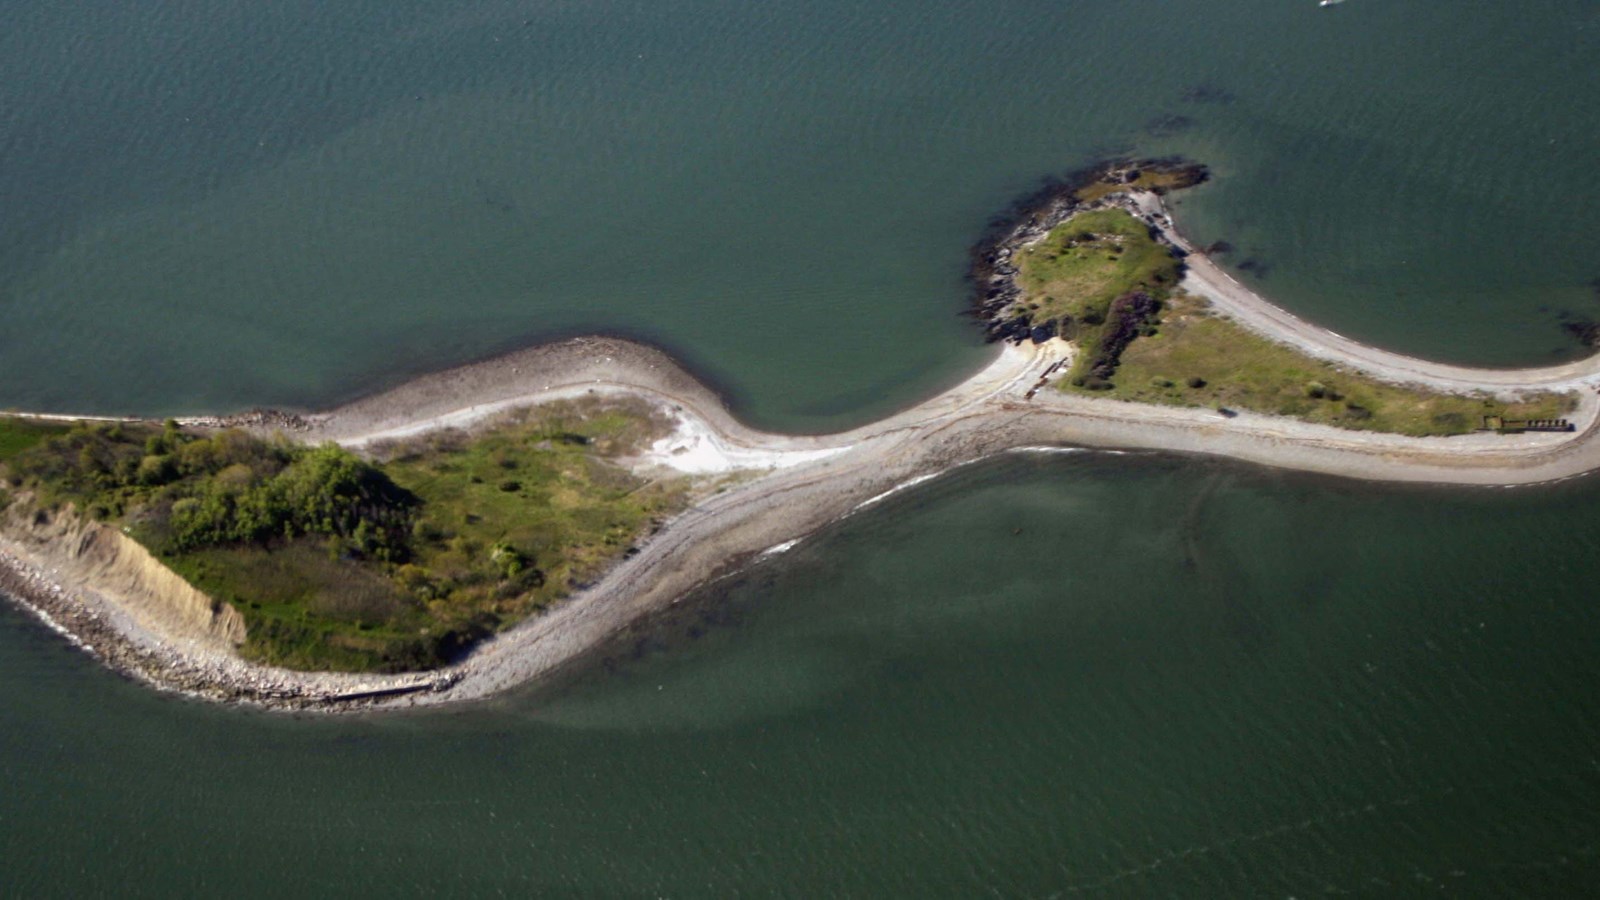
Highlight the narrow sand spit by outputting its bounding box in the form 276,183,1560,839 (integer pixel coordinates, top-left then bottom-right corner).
6,203,1600,709
1128,192,1600,393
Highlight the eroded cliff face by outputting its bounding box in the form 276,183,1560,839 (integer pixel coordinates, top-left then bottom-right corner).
1,498,245,651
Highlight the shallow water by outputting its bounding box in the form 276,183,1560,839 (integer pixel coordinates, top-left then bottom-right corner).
5,455,1600,894
3,0,1600,894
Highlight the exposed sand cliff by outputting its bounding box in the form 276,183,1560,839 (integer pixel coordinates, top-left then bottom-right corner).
2,498,245,651
0,497,455,707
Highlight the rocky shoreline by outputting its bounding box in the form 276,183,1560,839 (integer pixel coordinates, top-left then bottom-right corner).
0,538,457,711
968,157,1207,344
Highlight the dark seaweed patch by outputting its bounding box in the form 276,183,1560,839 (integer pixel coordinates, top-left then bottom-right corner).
1144,113,1196,137
1181,84,1236,105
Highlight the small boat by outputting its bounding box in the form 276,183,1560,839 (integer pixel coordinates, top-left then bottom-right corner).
1319,0,1345,6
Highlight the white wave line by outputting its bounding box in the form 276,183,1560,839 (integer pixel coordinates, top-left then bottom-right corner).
852,472,943,512
757,538,802,558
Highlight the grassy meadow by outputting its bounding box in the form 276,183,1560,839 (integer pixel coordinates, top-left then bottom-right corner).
1063,294,1577,436
998,202,1578,437
1012,208,1180,385
1013,209,1178,325
0,418,69,462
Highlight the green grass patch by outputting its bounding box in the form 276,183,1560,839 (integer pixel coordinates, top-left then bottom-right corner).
1063,294,1578,436
165,541,436,671
0,399,686,672
1014,209,1178,326
0,417,70,462
1012,208,1181,385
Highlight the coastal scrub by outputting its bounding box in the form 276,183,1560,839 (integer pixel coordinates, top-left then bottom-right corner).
0,401,684,671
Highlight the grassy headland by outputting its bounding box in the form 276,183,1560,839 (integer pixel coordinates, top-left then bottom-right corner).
1013,209,1179,326
983,165,1579,436
0,400,684,671
1012,208,1180,387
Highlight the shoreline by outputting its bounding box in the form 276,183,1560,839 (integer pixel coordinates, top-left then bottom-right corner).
7,194,1600,712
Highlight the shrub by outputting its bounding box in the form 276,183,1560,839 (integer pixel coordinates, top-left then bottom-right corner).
1186,376,1207,389
136,454,178,486
490,542,534,579
1085,291,1161,381
167,443,417,560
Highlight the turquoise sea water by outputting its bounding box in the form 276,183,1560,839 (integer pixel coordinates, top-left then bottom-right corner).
4,0,1600,894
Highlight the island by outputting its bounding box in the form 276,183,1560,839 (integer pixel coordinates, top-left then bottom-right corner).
4,159,1600,711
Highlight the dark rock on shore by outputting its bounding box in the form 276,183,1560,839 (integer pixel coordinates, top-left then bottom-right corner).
986,316,1034,344
1561,319,1600,348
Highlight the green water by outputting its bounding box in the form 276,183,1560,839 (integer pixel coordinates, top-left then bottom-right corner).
6,455,1600,894
1,0,1597,427
3,0,1600,893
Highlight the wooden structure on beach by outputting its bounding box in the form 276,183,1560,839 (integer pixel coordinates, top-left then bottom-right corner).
1481,415,1575,434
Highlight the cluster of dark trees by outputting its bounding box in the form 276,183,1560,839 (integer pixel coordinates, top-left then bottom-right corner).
165,443,416,560
7,422,416,561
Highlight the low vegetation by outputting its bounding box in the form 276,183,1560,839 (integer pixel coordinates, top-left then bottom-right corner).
0,400,684,671
998,191,1579,437
1062,294,1577,436
0,418,69,462
1013,208,1180,385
